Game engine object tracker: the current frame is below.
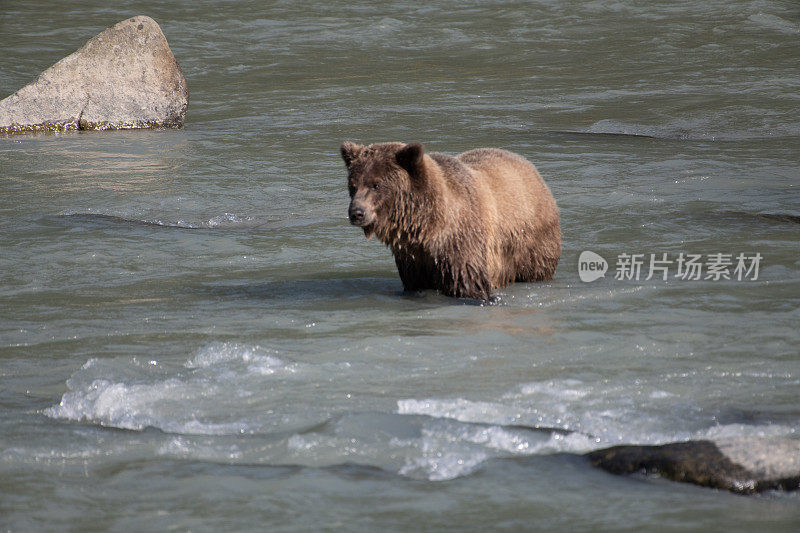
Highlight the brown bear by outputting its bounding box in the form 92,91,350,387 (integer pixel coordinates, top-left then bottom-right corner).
341,141,561,300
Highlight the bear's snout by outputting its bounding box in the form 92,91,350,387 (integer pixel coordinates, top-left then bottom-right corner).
348,202,369,226
349,206,365,225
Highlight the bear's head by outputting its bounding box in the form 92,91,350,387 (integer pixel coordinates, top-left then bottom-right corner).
340,141,427,241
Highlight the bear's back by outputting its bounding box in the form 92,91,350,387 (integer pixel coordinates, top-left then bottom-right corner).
427,151,479,197
455,148,556,226
454,148,560,285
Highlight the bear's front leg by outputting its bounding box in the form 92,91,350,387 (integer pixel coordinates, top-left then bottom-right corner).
439,257,493,301
394,253,436,293
452,267,492,300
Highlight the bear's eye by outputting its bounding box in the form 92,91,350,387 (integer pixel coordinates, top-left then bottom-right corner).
372,182,380,191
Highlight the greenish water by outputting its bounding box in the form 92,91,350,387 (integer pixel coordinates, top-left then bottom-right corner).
1,1,799,530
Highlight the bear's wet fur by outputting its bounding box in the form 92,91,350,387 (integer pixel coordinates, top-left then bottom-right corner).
341,141,561,300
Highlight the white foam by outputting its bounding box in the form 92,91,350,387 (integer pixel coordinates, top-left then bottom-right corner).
393,417,604,481
207,212,253,227
158,436,244,460
391,401,611,481
399,449,488,481
516,379,590,401
398,381,598,435
44,378,247,434
80,358,98,370
528,431,601,455
396,398,521,425
396,384,714,453
649,390,675,399
187,342,296,377
462,425,533,453
1,446,104,465
398,424,490,481
185,342,285,369
700,423,798,441
45,343,294,434
286,434,316,452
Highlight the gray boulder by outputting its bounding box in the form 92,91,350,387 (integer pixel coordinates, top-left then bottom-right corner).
586,437,800,494
0,16,188,134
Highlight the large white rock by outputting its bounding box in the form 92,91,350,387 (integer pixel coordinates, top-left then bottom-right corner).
0,16,188,134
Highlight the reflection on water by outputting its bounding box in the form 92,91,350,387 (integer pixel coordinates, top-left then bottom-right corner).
3,132,190,194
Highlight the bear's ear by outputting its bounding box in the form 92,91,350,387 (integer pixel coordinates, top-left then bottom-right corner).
396,142,425,178
340,141,364,167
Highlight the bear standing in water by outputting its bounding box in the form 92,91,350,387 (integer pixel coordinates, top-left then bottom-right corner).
341,141,561,300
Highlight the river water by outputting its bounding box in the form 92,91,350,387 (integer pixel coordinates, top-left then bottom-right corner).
1,1,799,530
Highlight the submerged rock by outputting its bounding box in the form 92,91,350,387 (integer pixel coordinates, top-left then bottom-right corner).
0,16,188,134
586,438,800,494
